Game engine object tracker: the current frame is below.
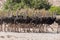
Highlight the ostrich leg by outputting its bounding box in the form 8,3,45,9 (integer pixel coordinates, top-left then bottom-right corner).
39,24,41,32
5,24,8,32
45,24,50,33
42,24,45,33
49,26,54,31
2,23,6,32
44,24,47,33
43,24,49,33
40,24,43,33
40,24,44,33
46,24,54,33
0,25,1,31
57,24,60,33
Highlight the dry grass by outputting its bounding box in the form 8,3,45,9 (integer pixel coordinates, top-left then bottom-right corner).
0,9,55,17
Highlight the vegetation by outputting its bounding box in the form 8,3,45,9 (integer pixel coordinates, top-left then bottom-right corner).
3,0,51,11
49,6,60,15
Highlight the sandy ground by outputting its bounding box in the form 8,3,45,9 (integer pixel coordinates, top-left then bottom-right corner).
0,32,59,40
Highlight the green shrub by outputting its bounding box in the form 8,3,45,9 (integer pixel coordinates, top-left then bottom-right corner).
3,0,51,11
49,6,60,15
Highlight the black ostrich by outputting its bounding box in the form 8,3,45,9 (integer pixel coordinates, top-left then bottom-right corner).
2,17,9,24
14,16,20,24
0,18,3,24
45,17,56,24
37,17,56,33
14,15,25,24
9,15,16,24
55,18,60,33
30,17,40,26
24,16,32,24
31,16,41,24
30,16,44,32
2,15,16,24
44,17,56,32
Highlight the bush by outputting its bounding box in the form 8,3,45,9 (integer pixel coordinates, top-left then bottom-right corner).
49,6,60,15
3,0,51,11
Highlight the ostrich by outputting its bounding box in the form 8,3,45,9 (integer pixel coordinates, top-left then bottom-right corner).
24,16,32,24
0,18,3,24
40,12,56,33
10,15,16,24
14,15,24,24
14,15,28,32
30,16,44,33
44,17,56,32
2,15,15,24
1,15,16,32
0,17,3,31
55,18,60,33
